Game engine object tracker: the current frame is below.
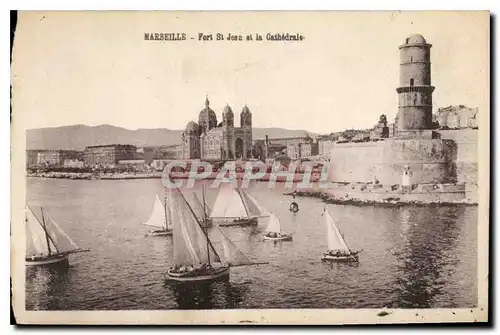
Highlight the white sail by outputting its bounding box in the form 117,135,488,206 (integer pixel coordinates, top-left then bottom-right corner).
172,189,221,267
324,209,351,253
142,195,166,229
43,212,80,253
210,184,248,219
189,191,208,219
25,205,79,256
216,227,254,267
164,189,173,230
26,205,56,256
266,213,282,234
239,191,270,218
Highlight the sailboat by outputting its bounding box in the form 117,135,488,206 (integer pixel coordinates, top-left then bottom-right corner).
165,186,267,283
263,212,293,241
189,191,212,228
25,204,89,266
321,208,361,262
210,183,270,227
142,192,173,237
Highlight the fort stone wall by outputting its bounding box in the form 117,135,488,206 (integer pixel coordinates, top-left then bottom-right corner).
327,139,457,185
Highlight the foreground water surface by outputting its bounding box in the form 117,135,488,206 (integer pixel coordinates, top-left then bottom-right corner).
25,178,477,310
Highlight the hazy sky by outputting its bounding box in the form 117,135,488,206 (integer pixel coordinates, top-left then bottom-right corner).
12,11,489,134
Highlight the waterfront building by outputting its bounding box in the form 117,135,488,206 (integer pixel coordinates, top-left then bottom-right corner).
35,150,81,167
434,105,479,129
264,135,316,159
63,159,84,169
26,150,43,167
83,144,137,167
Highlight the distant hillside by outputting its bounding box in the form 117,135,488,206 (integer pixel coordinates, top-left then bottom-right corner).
26,124,318,150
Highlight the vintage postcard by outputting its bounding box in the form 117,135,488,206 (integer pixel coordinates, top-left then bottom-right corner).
11,11,489,324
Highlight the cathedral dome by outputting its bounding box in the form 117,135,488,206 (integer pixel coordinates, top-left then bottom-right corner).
198,96,218,131
185,121,199,135
405,34,426,44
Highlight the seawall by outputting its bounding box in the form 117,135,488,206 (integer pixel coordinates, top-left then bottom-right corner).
287,182,476,206
327,138,456,185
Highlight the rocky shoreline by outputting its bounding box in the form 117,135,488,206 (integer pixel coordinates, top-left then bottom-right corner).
27,172,161,180
27,171,322,182
285,190,478,207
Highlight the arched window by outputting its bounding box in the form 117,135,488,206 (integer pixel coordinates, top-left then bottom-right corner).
410,78,414,86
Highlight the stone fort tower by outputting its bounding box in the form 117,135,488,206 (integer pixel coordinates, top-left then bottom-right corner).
327,34,458,187
396,34,435,135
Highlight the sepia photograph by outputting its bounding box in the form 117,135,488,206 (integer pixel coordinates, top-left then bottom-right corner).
10,10,489,324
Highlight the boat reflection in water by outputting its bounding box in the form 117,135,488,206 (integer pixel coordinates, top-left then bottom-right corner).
26,264,71,310
166,280,249,309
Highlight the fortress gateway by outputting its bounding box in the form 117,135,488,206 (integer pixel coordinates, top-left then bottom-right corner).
327,34,477,202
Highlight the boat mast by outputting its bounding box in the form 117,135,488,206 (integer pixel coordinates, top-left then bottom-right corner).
202,185,210,266
163,191,168,231
40,207,52,255
177,189,221,263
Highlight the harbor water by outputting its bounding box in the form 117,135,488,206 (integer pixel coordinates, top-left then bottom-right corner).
25,178,477,310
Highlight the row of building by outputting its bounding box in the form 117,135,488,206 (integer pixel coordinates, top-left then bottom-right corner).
26,135,321,170
315,104,479,156
26,144,141,169
26,92,478,169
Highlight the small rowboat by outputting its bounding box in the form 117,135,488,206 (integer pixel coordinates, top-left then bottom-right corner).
263,233,293,242
321,208,361,263
263,212,293,242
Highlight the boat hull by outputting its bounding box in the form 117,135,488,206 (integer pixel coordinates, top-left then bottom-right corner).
145,229,173,237
165,266,230,283
321,253,359,262
263,234,293,241
25,253,69,267
219,217,258,227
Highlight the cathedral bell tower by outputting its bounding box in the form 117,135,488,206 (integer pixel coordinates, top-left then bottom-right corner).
222,104,235,159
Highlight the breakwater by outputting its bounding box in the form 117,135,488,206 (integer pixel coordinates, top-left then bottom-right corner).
285,182,477,206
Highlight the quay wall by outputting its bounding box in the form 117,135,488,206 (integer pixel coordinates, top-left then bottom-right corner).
295,182,471,204
327,139,456,185
437,129,478,201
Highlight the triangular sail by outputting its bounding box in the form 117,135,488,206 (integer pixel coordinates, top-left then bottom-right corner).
164,189,173,230
25,205,56,256
266,213,282,234
189,192,208,219
171,189,221,267
142,194,166,229
246,192,271,217
43,212,80,253
216,226,254,267
324,209,351,253
238,190,270,218
210,183,248,219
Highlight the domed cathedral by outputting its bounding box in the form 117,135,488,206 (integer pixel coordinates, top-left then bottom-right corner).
179,96,253,160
